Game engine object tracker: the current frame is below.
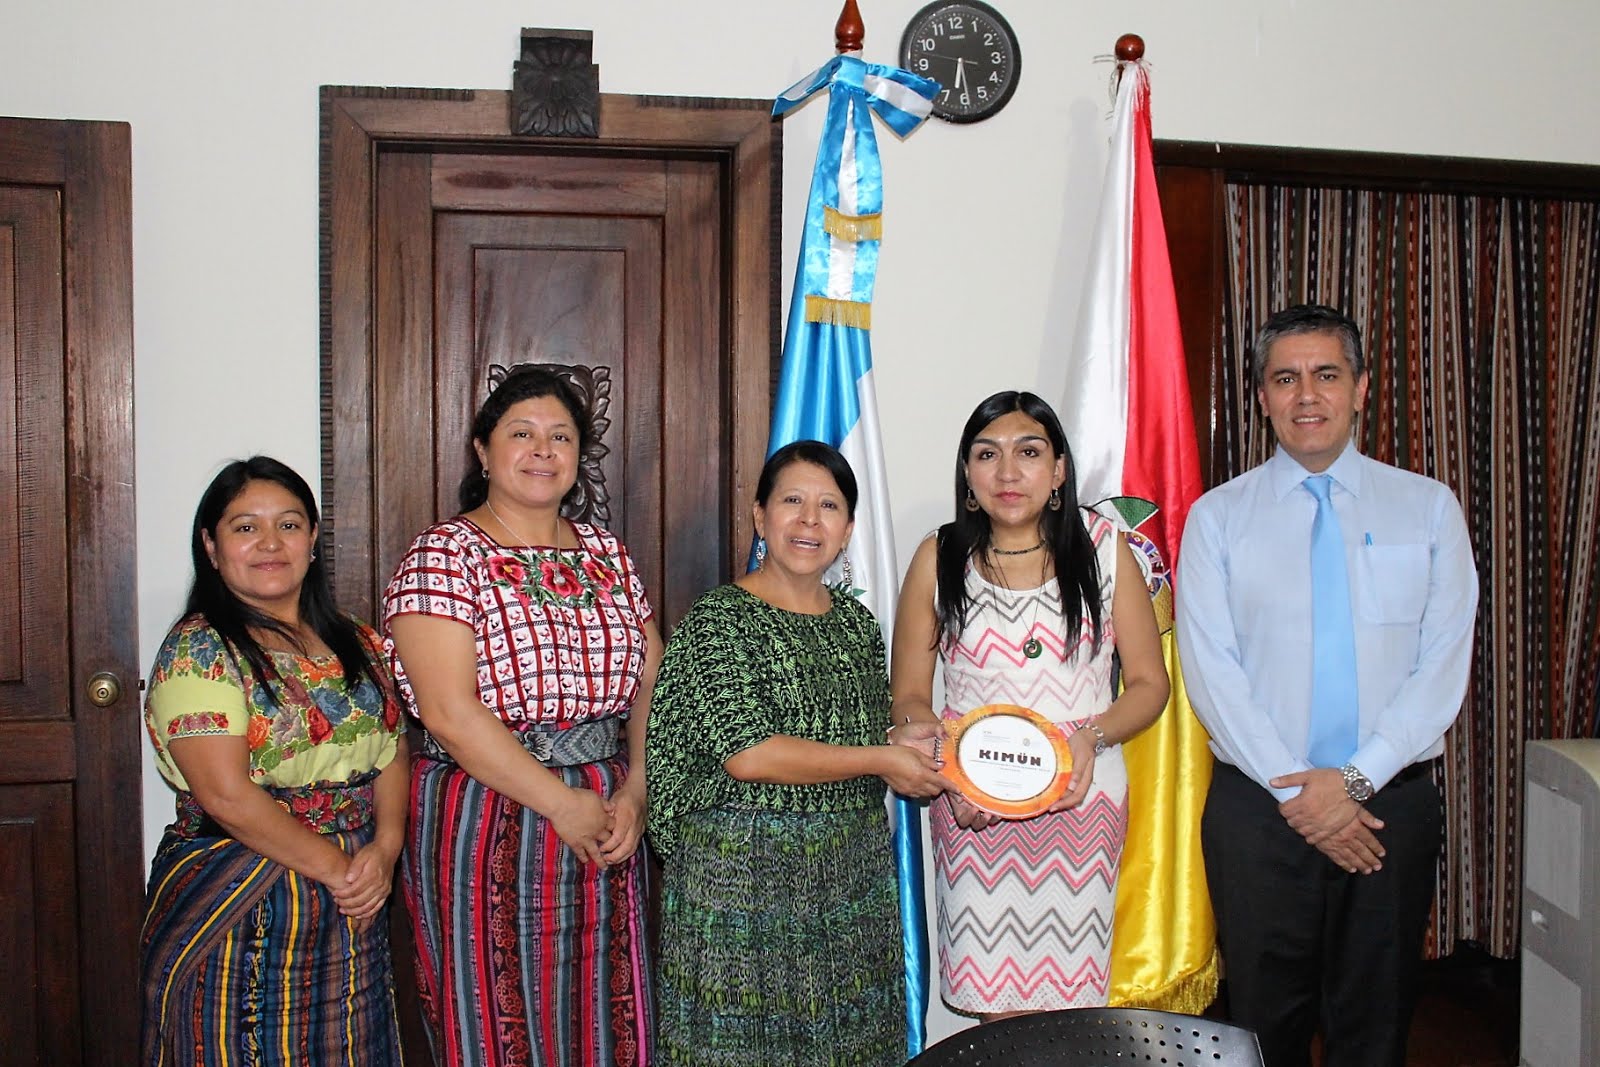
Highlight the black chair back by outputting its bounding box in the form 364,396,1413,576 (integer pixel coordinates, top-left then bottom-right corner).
907,1007,1265,1067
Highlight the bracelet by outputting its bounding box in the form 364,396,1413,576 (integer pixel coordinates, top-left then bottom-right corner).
1080,719,1108,756
886,715,912,739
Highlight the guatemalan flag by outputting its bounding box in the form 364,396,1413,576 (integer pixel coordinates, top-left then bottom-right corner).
770,53,939,1056
1060,55,1219,1013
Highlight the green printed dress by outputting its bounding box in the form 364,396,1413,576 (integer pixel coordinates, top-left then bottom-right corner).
646,584,904,1066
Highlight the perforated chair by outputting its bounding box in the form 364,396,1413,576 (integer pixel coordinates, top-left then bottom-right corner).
906,1007,1265,1067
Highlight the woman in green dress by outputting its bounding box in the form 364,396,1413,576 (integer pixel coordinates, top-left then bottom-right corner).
646,440,950,1066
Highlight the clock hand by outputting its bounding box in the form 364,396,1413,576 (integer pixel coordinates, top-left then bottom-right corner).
952,56,966,92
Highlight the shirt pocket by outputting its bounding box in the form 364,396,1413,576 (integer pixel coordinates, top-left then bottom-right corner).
1355,542,1430,625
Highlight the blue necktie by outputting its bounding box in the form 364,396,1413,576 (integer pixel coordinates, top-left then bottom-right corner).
1306,474,1358,767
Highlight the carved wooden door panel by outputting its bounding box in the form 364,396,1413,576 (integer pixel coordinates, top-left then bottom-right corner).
370,150,724,630
0,117,140,1065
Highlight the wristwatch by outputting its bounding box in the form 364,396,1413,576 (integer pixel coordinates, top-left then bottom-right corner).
1340,763,1375,803
1082,720,1108,756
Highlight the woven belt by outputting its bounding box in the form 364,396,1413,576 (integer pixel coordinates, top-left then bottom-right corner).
171,769,378,838
421,718,622,768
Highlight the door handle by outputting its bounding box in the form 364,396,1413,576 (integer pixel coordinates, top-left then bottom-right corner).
86,672,123,707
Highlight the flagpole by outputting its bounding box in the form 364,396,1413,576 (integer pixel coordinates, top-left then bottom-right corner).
819,1,935,1048
827,1,934,1053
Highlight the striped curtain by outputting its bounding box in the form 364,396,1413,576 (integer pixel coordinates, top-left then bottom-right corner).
1218,183,1600,958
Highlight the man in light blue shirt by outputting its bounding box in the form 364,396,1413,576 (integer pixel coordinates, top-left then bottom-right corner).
1176,304,1477,1067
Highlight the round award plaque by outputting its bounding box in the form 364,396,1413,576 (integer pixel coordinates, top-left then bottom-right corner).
943,704,1072,819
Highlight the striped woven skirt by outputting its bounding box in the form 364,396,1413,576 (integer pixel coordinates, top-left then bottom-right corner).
139,778,403,1066
655,806,904,1067
405,748,654,1066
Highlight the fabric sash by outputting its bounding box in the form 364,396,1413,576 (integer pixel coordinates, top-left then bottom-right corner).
420,717,623,768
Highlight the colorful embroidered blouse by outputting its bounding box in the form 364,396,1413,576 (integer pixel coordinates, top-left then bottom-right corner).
144,616,403,791
382,518,653,727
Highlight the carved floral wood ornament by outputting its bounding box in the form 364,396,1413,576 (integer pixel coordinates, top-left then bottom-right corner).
511,28,600,137
488,361,613,525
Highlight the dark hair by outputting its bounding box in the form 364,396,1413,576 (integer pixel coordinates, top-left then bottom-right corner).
457,367,590,511
934,391,1103,650
186,456,380,701
1252,303,1364,387
756,440,859,519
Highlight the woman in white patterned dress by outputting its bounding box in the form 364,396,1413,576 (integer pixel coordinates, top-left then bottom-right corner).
890,390,1169,1021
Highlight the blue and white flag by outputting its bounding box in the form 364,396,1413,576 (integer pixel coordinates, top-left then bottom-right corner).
769,53,938,1057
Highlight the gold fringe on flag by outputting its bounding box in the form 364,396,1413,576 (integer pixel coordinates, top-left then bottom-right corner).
1108,634,1222,1014
803,295,872,329
823,206,883,242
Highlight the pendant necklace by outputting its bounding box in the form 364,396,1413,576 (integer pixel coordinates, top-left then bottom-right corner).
486,499,542,552
990,550,1046,660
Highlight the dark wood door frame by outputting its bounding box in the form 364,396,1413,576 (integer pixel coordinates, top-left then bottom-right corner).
320,87,781,617
0,115,141,1064
1154,139,1600,486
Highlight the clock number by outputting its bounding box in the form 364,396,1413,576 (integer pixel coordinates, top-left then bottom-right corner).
948,14,964,29
933,22,946,36
989,72,1000,83
977,86,988,100
939,88,952,102
984,32,996,45
916,57,930,71
991,51,1003,64
960,92,971,106
920,37,936,50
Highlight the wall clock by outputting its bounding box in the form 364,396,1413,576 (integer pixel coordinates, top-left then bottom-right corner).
899,1,1021,124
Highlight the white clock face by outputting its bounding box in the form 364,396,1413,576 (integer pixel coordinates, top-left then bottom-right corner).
901,2,1021,123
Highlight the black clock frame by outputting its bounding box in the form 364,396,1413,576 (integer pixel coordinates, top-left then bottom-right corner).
899,0,1022,124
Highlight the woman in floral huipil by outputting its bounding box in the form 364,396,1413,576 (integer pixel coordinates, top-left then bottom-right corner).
140,456,406,1065
384,367,660,1066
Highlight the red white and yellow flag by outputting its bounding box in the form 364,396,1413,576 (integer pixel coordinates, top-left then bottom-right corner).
1060,57,1218,1012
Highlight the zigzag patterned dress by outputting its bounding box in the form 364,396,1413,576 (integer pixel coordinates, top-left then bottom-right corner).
932,512,1127,1014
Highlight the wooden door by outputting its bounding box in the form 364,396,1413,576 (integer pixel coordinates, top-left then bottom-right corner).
371,150,725,626
322,89,777,628
0,117,140,1066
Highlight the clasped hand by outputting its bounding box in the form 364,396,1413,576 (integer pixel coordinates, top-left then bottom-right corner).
884,720,955,799
334,840,399,932
1271,767,1386,875
549,786,617,867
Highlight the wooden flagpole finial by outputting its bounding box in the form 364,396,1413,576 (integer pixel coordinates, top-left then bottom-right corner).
836,0,865,54
1114,33,1145,88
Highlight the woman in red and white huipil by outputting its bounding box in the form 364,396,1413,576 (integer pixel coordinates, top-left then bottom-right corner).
384,367,659,1065
890,390,1168,1020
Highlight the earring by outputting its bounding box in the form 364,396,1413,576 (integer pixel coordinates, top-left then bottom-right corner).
481,467,489,481
964,488,980,512
755,537,768,567
840,549,855,590
310,551,318,562
1049,488,1063,511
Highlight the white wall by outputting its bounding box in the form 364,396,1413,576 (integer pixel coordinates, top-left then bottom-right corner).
5,0,1598,1044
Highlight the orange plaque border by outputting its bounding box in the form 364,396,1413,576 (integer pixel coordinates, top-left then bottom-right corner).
943,703,1073,819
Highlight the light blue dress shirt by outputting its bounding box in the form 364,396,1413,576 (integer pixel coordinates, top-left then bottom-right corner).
1176,443,1478,802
